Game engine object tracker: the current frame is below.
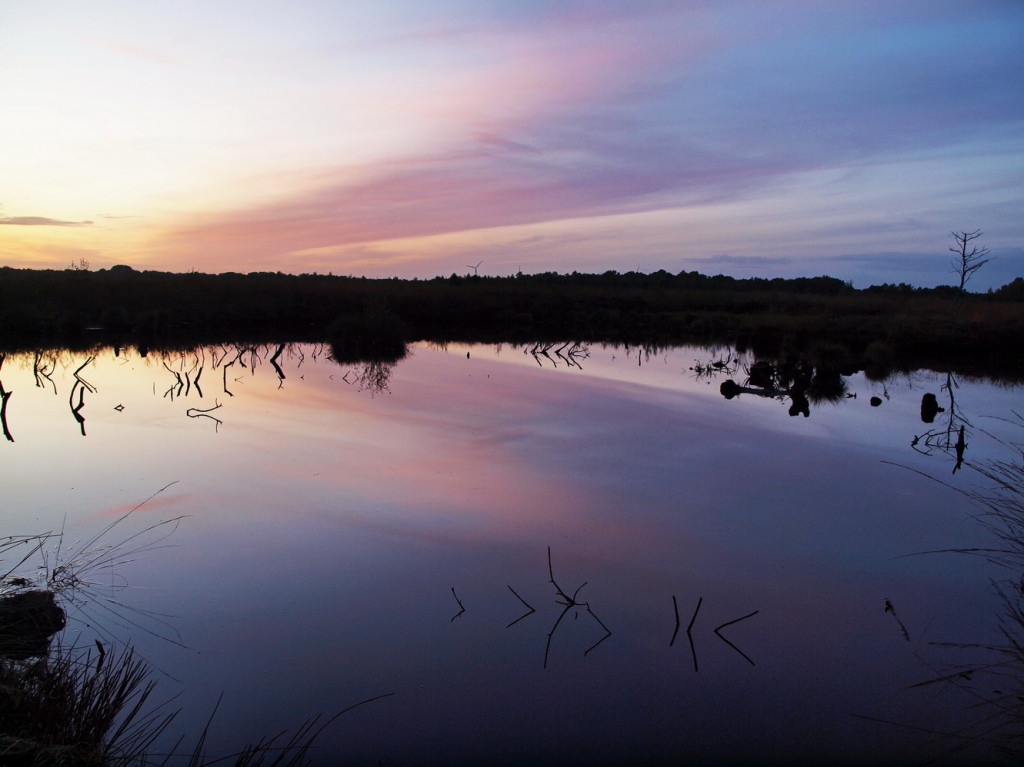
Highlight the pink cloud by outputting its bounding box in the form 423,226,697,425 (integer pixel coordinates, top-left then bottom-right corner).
146,6,735,273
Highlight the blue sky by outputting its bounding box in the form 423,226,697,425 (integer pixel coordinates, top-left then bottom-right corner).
1,0,1021,287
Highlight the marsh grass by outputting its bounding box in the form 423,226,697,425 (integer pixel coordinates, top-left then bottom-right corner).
0,641,173,766
884,413,1024,760
0,638,392,766
1,483,189,650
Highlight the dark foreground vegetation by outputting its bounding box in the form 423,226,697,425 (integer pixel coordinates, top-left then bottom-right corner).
2,266,1023,378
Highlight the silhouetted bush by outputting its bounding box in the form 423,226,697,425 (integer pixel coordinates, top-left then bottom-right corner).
327,303,408,363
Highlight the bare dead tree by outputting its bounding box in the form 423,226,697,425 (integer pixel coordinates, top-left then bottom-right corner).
950,229,991,294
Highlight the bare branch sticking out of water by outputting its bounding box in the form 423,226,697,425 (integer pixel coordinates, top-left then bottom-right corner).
582,606,612,658
73,356,97,394
0,380,13,443
222,358,235,396
33,352,57,393
543,547,611,668
669,595,702,671
69,380,87,436
186,401,223,432
884,598,911,642
687,597,703,672
670,595,680,647
714,610,759,666
270,343,286,389
162,362,183,400
450,587,465,622
505,585,536,628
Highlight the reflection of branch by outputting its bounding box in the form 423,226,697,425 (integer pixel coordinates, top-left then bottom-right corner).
33,352,57,394
222,358,236,397
911,374,972,474
163,362,184,400
670,595,680,646
0,355,13,442
714,610,758,666
505,585,536,628
883,598,910,642
186,400,223,432
270,344,286,389
69,381,87,436
356,360,396,396
528,342,589,369
450,587,465,622
73,356,97,393
691,354,738,381
670,595,703,672
687,597,702,672
0,382,13,442
543,547,611,668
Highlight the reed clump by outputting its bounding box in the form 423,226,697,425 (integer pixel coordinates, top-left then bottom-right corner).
0,642,169,766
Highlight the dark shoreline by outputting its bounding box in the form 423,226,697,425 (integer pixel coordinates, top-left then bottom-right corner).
2,266,1022,380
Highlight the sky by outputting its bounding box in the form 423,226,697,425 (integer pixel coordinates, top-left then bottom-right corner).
1,0,1022,289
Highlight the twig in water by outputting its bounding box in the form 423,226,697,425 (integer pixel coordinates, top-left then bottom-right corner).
884,598,911,642
714,610,759,666
582,606,612,657
670,595,680,647
73,356,97,393
222,357,235,396
69,380,88,436
505,585,536,628
687,596,703,672
450,587,465,622
0,379,13,442
186,400,223,432
270,343,287,389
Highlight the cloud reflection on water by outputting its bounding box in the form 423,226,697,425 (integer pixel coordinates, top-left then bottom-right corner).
1,341,1018,763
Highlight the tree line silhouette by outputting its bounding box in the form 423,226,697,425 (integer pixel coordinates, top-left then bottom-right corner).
0,265,1021,377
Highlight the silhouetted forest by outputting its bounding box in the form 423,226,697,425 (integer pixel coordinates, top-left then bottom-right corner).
1,265,1022,377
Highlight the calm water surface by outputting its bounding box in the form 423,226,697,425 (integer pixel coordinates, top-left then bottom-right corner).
2,342,1021,765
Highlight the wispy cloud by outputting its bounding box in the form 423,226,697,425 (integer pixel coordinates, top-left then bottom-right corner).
0,216,93,227
147,0,1022,276
6,1,1019,284
693,255,797,268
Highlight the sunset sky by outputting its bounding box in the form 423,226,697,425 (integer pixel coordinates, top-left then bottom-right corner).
2,0,1022,288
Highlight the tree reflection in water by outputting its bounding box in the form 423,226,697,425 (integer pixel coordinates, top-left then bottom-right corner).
912,373,971,474
717,357,849,417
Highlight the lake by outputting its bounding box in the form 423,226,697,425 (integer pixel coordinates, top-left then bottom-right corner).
2,341,1022,765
